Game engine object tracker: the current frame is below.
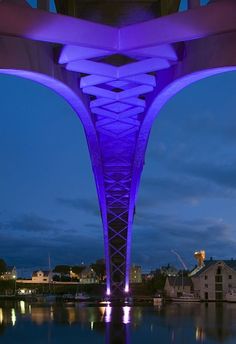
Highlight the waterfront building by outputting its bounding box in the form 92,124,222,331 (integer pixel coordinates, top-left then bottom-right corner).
130,265,142,283
32,270,53,284
164,276,193,298
190,259,236,301
0,266,17,280
69,269,80,280
79,267,98,284
142,271,155,282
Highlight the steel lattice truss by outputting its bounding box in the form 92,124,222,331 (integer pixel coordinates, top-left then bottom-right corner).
59,43,178,295
1,0,235,297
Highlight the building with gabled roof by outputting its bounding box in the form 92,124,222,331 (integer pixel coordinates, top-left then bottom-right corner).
32,270,53,284
190,259,236,301
79,267,98,284
164,276,193,298
0,266,17,280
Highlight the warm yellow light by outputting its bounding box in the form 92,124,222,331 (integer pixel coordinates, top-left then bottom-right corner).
0,308,3,324
99,306,106,317
20,301,25,315
194,251,206,267
196,327,205,341
11,309,16,326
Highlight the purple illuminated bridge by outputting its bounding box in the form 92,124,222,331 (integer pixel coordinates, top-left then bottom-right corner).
1,0,236,296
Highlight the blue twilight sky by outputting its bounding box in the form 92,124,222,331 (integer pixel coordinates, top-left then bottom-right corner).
1,71,236,273
0,0,235,274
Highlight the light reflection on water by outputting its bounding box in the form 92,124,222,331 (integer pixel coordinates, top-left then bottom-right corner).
0,302,236,343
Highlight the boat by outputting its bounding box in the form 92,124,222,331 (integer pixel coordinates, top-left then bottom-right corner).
75,292,91,301
62,294,75,302
124,297,133,305
171,293,200,303
35,294,56,302
226,289,236,302
44,294,56,302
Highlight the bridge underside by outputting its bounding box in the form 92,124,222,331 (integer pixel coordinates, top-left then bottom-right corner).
61,45,178,295
1,0,236,297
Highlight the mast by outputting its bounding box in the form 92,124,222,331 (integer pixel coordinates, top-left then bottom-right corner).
171,250,187,295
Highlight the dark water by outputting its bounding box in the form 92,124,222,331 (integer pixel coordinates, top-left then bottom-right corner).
0,301,236,343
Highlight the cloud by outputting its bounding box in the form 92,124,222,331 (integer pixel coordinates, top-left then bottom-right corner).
137,170,236,210
139,176,207,205
57,197,100,216
0,213,103,269
84,222,100,229
131,211,236,269
0,232,103,269
4,214,67,233
177,160,236,191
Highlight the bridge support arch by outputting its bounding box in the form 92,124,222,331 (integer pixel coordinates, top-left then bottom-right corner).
1,0,236,296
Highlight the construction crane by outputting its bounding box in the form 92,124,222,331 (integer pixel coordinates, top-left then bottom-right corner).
171,250,188,271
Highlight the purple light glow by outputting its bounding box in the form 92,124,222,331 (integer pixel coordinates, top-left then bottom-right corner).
58,29,236,295
105,305,112,323
124,285,129,293
1,0,236,296
122,306,131,324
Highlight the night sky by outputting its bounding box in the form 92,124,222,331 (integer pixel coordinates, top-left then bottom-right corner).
0,0,235,274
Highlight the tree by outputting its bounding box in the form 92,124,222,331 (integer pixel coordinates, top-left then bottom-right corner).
0,259,7,273
53,265,70,275
71,266,85,275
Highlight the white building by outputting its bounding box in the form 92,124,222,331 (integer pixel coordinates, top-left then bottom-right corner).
130,265,142,283
79,267,98,284
0,266,17,280
191,259,236,301
32,270,53,284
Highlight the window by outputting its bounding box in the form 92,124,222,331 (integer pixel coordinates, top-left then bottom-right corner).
215,275,222,283
229,284,232,288
216,266,222,275
215,284,223,291
215,292,223,300
205,284,208,288
205,275,208,280
229,275,232,279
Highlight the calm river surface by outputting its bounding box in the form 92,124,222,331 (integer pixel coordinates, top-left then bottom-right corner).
0,301,236,343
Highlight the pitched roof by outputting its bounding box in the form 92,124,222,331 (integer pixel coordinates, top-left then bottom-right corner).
6,266,15,271
32,270,51,277
191,259,236,277
1,266,16,273
167,276,193,287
